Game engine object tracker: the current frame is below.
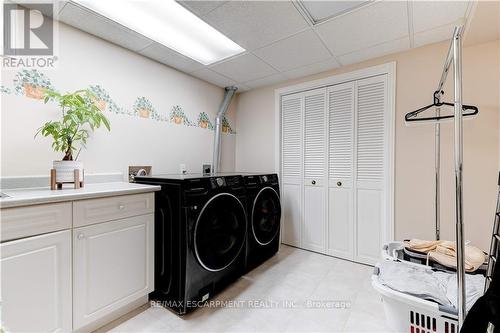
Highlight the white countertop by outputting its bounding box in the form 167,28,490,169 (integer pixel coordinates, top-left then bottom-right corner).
0,182,161,208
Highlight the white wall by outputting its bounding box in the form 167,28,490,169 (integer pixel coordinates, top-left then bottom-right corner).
234,87,277,173
1,22,237,179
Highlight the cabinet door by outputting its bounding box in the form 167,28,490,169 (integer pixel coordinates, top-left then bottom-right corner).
281,93,303,247
302,88,327,253
355,75,387,265
1,230,72,333
73,214,154,330
327,82,355,259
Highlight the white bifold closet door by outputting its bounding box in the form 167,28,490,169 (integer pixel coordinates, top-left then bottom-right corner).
327,75,387,264
281,94,303,247
281,74,388,265
302,88,327,253
354,76,387,264
327,82,355,259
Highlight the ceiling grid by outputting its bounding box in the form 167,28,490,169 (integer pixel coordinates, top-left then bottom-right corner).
48,0,493,92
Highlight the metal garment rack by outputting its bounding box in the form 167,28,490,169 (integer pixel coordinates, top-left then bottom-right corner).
437,24,466,330
406,25,468,329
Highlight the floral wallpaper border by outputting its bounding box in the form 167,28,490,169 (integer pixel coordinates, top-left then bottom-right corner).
2,69,236,134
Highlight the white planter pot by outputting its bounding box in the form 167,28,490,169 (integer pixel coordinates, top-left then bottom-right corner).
53,160,84,183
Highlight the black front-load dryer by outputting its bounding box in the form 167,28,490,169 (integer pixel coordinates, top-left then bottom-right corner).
243,173,281,272
134,174,247,315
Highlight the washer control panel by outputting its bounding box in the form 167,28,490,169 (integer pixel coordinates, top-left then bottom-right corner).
216,177,224,187
259,174,278,184
210,177,225,188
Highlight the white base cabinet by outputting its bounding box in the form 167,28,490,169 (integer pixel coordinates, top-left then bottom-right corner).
1,230,72,333
0,192,156,333
73,214,154,330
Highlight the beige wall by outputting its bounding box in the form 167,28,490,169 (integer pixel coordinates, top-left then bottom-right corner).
234,39,500,251
1,22,236,178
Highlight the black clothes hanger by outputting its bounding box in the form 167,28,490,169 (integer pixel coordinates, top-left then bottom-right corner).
405,90,478,123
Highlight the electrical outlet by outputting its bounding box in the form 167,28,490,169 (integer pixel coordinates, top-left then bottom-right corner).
203,164,211,175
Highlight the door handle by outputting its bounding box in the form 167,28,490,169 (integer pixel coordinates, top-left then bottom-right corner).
337,181,342,187
311,180,316,185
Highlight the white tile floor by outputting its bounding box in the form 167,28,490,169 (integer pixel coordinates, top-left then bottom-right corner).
101,245,392,333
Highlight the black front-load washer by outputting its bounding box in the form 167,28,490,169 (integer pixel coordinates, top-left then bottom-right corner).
243,173,281,272
134,174,247,315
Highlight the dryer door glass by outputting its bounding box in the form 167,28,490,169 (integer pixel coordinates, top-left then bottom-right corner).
252,187,281,245
194,193,246,272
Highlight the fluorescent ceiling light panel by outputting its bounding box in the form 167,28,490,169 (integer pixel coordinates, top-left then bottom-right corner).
72,0,245,65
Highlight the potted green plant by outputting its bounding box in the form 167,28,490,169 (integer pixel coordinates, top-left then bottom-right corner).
36,89,111,184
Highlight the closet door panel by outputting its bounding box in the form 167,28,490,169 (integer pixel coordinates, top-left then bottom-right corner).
302,88,327,253
328,82,355,188
303,185,326,253
356,188,382,263
281,94,303,247
328,188,352,258
282,95,302,183
282,183,302,246
303,89,327,186
327,82,355,259
356,77,386,184
355,75,387,264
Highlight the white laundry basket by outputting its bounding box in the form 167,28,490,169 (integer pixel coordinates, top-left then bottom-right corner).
372,245,459,333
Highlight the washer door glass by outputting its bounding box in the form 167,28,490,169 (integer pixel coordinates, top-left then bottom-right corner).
252,187,281,245
194,193,246,272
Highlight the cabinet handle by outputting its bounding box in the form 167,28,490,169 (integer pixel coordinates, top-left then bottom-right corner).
337,181,342,187
311,180,316,185
77,233,85,240
118,204,125,210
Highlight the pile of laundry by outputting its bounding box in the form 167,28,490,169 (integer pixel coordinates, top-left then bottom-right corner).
404,239,486,272
377,260,485,311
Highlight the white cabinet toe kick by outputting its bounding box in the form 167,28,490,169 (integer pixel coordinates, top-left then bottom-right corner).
0,190,157,333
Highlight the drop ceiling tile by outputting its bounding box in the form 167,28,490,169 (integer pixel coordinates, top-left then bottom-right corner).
414,23,457,48
59,2,152,52
209,53,277,83
138,43,204,73
190,69,236,88
178,1,227,17
300,1,371,22
203,1,309,50
412,1,470,33
314,1,408,56
337,38,409,66
243,73,289,90
283,58,340,80
253,30,332,72
464,1,500,46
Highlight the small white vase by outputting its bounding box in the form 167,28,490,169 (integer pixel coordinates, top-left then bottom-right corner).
53,160,84,183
